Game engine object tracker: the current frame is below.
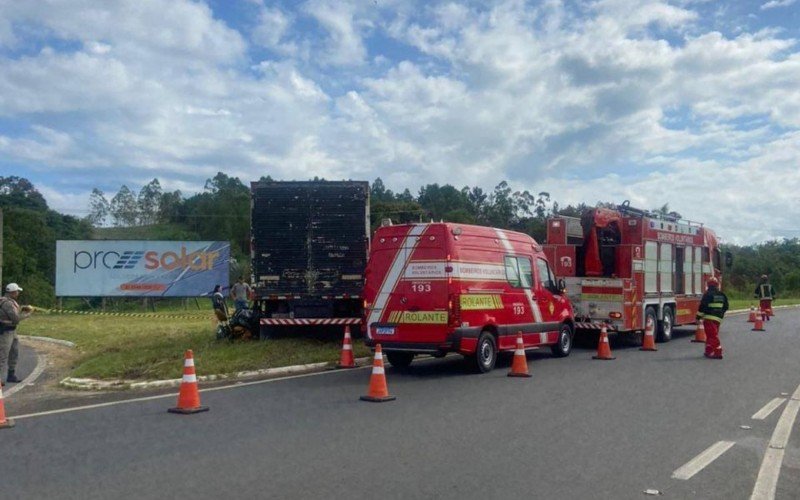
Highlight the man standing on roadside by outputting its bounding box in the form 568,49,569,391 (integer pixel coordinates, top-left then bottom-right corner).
0,283,33,386
697,277,728,360
230,277,252,311
754,274,776,320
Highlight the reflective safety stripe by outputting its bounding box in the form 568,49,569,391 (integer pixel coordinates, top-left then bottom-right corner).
343,344,352,351
494,228,543,323
709,302,724,307
514,348,525,355
374,352,383,360
703,315,722,323
372,366,385,375
182,374,197,383
367,225,427,329
184,358,195,367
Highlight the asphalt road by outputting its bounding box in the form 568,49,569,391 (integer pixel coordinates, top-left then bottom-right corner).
3,310,800,500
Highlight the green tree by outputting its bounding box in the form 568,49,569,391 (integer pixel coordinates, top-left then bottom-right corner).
86,188,110,227
137,178,162,225
110,185,138,226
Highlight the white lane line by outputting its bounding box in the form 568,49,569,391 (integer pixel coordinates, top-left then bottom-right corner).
768,399,800,450
672,441,736,480
750,384,800,500
5,354,47,398
10,364,371,421
752,398,786,420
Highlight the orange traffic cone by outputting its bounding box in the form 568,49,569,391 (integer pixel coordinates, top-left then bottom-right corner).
747,306,757,323
360,344,396,402
592,327,616,360
508,331,532,378
168,350,209,414
0,383,14,429
337,326,357,369
640,316,658,351
752,313,766,332
691,321,707,343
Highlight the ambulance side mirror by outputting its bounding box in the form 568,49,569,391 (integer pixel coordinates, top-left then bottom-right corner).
724,252,733,268
556,278,566,295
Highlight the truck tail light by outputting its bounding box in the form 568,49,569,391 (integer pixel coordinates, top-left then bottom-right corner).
448,295,460,327
609,312,622,319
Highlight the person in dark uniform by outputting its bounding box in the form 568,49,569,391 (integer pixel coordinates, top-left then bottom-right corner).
697,277,728,359
754,275,776,320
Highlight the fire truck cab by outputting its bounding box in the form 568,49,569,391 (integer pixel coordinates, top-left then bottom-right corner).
362,222,575,373
543,201,727,342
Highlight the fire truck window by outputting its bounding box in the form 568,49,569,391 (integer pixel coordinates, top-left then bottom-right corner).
518,258,533,288
536,258,554,290
504,256,522,288
702,247,710,263
713,248,721,270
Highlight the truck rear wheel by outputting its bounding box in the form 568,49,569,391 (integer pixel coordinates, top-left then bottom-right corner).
657,306,674,343
550,323,573,357
386,352,414,369
469,331,497,373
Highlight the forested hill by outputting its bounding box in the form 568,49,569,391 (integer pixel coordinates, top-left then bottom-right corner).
2,174,797,306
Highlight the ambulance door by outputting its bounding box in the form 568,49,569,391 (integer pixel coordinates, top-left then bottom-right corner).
535,258,562,337
503,255,536,347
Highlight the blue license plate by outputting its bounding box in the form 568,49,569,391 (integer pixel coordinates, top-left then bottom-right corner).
375,326,395,335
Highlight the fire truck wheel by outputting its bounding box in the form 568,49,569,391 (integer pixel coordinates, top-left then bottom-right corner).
550,323,574,357
386,352,414,369
470,331,497,373
657,307,674,343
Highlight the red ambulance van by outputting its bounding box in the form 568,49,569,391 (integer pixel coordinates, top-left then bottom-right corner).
362,222,575,372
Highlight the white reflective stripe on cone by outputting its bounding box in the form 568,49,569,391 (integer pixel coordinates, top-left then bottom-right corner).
515,349,525,355
183,374,197,383
372,366,385,375
343,344,352,351
374,352,383,360
185,358,195,367
602,337,609,343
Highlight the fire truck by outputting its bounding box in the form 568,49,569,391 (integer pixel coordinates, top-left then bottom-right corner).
542,201,730,342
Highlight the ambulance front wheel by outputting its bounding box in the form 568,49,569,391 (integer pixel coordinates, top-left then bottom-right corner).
550,323,574,357
470,331,498,373
386,352,414,369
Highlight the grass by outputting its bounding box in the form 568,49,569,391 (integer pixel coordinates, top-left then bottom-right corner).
728,297,800,311
17,312,370,381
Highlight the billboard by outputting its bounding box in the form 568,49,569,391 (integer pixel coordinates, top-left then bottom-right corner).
56,240,230,297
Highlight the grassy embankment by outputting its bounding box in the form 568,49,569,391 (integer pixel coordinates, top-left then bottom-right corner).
18,310,370,381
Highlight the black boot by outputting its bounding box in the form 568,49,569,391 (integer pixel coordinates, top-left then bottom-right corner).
6,371,20,383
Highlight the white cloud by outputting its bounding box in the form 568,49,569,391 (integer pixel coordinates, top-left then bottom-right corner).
302,0,367,66
761,0,797,10
1,0,799,244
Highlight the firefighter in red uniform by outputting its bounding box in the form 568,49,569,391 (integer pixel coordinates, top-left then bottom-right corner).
697,277,728,359
754,275,776,320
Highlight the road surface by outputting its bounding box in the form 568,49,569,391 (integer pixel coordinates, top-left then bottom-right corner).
3,309,800,499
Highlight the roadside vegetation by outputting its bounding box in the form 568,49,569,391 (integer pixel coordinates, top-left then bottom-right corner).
18,312,370,381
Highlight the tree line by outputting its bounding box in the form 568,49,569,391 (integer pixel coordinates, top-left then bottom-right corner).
2,174,797,307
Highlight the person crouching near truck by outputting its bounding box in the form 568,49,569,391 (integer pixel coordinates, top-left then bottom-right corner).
696,277,729,359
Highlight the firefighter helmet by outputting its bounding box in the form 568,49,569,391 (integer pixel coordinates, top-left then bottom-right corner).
707,277,719,287
760,274,768,280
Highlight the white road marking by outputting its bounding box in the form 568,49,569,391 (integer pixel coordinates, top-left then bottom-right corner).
768,399,800,450
750,383,800,500
751,448,784,500
5,354,47,398
10,364,371,421
752,398,786,420
672,441,736,480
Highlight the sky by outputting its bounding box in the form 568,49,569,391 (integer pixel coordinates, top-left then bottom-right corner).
1,0,799,245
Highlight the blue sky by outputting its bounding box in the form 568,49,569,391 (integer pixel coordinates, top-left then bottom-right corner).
1,0,799,244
